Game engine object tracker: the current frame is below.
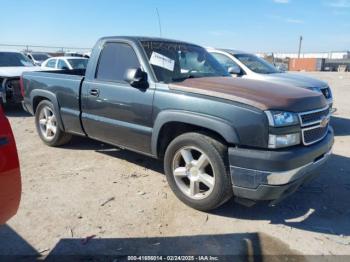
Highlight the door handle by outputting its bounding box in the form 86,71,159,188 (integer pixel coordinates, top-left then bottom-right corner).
89,88,100,97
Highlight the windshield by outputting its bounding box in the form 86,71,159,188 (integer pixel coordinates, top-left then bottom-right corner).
67,59,88,69
32,53,50,61
141,41,229,83
234,53,280,74
0,52,34,67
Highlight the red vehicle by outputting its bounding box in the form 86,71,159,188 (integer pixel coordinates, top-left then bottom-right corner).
0,104,21,224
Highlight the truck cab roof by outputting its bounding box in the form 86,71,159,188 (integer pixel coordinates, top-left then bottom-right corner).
98,36,198,46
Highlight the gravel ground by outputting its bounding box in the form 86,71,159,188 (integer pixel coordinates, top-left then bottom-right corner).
0,72,349,259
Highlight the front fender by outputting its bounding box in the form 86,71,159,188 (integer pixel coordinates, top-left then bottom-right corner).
151,110,240,156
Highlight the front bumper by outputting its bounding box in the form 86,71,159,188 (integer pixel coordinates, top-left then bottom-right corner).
0,78,23,104
228,128,334,204
22,99,33,114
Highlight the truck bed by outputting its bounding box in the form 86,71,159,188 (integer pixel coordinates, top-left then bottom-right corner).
22,69,86,136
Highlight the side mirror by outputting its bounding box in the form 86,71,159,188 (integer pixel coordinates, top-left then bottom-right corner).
62,66,69,70
124,68,148,88
228,66,241,75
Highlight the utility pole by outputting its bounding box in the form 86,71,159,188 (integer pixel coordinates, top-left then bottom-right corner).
298,36,303,58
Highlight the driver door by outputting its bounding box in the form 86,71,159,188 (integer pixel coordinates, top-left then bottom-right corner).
81,42,155,154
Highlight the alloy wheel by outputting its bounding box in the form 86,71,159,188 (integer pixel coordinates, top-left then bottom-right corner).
172,146,215,200
38,106,57,141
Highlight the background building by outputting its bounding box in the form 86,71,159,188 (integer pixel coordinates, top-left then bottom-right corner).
257,51,350,72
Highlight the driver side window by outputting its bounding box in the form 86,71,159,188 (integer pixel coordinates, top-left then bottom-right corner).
211,52,241,72
96,42,140,82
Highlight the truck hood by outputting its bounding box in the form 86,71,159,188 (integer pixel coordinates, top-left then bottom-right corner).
261,72,328,89
0,66,41,78
169,77,327,112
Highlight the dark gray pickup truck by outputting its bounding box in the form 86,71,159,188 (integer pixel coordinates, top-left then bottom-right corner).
22,36,334,211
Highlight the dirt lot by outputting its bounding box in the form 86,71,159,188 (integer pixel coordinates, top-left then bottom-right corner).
1,72,350,259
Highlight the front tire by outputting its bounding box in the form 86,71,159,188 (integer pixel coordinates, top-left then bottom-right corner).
35,100,72,146
164,132,233,211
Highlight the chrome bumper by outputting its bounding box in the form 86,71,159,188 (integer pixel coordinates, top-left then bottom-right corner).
265,148,332,185
231,148,332,187
229,129,334,203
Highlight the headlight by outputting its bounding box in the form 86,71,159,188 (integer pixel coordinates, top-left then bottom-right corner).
268,133,300,149
265,111,299,127
310,87,321,93
310,86,332,99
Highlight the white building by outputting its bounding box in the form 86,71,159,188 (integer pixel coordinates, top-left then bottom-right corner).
260,51,350,59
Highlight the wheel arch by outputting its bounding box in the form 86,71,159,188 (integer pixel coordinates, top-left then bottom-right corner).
152,110,240,158
31,90,65,131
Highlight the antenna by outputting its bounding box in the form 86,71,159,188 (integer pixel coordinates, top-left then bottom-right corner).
156,8,162,37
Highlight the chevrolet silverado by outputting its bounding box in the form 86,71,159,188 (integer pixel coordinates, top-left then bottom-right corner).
21,37,334,211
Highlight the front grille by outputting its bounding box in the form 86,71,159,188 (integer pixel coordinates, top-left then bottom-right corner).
321,87,332,99
300,107,330,126
302,125,329,145
298,106,330,146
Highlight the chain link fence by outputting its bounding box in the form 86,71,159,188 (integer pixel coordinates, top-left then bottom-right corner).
0,44,91,55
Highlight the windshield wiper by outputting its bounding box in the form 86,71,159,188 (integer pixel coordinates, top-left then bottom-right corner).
172,74,197,82
171,72,228,82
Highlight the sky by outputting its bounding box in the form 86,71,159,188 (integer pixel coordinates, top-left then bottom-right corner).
0,0,349,53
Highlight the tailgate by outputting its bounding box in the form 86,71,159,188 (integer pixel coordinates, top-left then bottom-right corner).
0,106,21,224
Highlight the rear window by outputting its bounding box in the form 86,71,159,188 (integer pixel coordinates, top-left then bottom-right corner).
0,52,34,67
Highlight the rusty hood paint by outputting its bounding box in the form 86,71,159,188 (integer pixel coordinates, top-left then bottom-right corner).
169,77,327,112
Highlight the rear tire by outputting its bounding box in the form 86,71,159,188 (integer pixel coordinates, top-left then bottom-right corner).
164,132,233,211
35,100,72,146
